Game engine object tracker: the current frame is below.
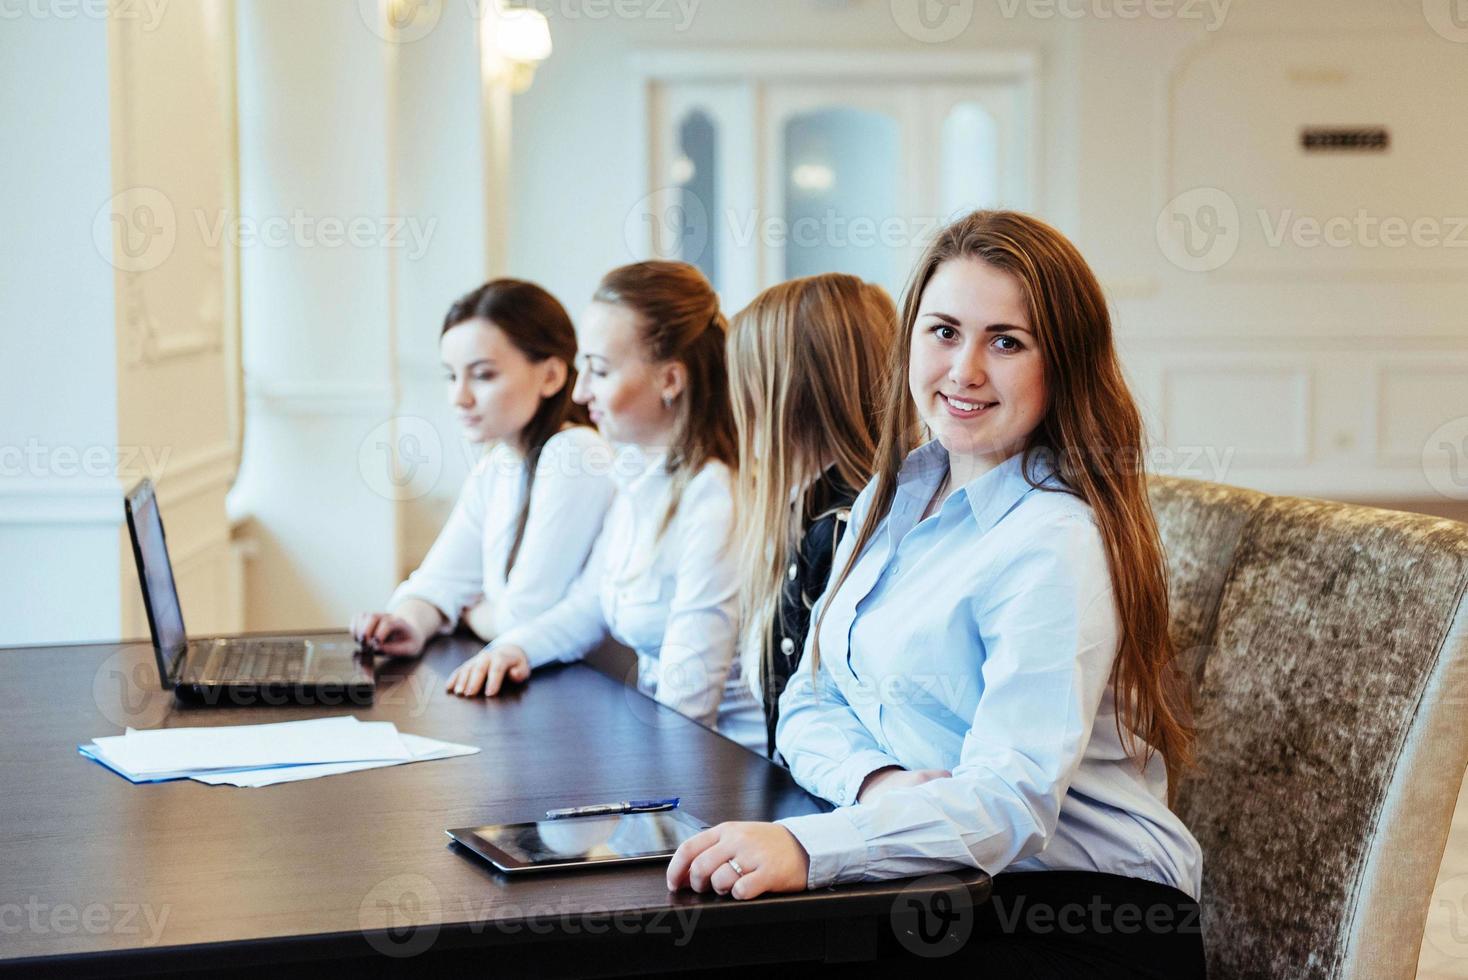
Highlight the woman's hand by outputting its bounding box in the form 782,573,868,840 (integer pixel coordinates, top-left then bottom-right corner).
351,610,429,657
665,822,810,900
445,645,531,697
856,766,952,804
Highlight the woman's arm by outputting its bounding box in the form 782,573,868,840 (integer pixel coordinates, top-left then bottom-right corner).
386,463,490,632
651,471,740,727
446,524,617,697
775,658,905,807
489,432,616,636
488,512,614,669
777,515,1119,889
775,485,903,804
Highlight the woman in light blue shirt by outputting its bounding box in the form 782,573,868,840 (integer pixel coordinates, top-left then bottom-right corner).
667,211,1205,975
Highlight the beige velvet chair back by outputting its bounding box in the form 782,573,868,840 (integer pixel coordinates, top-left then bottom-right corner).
1149,476,1468,978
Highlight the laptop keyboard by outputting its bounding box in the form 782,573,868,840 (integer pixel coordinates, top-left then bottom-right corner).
209,641,307,683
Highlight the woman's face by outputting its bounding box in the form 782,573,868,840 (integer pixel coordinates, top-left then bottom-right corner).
907,257,1047,476
441,319,563,448
572,301,681,448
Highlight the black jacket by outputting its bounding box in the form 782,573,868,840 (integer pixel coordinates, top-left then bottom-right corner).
761,468,860,760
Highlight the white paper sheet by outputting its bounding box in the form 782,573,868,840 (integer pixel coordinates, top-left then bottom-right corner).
88,715,410,776
188,733,479,787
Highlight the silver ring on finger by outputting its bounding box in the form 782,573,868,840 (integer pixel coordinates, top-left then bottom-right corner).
727,858,745,877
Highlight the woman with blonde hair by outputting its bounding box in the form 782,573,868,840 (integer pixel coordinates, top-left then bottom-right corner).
446,261,763,748
726,273,896,760
668,211,1204,974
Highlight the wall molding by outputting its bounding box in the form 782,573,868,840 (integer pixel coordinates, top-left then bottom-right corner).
1373,360,1468,466
153,440,238,508
632,48,1037,82
1158,31,1468,284
0,441,239,526
1117,333,1468,349
1159,361,1314,467
0,478,123,526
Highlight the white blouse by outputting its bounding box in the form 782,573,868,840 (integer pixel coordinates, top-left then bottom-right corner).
388,426,616,638
490,446,763,750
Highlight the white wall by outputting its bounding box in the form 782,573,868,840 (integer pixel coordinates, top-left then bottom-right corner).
0,14,119,645
505,0,1468,506
0,3,243,646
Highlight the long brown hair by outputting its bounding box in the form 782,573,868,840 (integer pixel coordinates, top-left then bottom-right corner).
811,210,1194,788
727,273,895,699
593,261,737,537
443,278,590,576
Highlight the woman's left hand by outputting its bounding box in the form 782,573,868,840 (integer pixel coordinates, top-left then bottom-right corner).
665,822,810,900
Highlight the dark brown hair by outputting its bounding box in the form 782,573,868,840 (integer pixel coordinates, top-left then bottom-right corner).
593,261,736,536
811,210,1195,792
443,278,591,576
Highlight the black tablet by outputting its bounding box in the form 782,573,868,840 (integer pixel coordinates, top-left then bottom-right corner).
446,808,710,873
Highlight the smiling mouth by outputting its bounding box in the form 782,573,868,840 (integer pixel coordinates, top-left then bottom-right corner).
940,394,998,416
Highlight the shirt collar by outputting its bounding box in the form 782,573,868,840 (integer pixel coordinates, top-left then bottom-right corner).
894,440,1067,534
608,443,671,494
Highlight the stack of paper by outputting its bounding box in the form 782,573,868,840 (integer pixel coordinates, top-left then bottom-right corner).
79,715,478,787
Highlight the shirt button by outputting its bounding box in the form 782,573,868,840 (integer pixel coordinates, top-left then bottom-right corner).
787,563,798,581
780,637,795,655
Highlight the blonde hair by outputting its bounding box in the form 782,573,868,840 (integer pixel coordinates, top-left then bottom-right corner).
727,273,896,700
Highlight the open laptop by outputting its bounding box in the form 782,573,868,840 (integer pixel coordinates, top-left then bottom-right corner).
124,479,375,705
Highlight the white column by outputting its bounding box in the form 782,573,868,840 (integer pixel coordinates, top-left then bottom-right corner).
392,0,501,567
230,0,403,629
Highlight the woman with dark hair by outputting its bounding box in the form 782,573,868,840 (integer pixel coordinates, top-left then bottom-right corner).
666,212,1204,975
352,279,615,657
446,261,762,749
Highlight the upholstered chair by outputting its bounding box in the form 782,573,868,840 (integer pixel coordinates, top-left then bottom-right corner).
1150,476,1468,978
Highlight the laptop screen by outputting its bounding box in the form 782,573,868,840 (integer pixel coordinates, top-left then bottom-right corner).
125,481,187,682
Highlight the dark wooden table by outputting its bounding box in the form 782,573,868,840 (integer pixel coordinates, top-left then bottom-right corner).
0,634,989,977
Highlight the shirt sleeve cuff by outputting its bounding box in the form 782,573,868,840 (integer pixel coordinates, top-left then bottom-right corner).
492,626,557,669
388,588,457,635
837,752,905,807
778,810,869,889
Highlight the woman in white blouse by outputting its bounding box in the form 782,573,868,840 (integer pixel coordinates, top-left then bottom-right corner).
446,261,762,750
351,279,615,657
667,212,1205,975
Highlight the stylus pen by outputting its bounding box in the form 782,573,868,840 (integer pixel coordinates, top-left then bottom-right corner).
545,797,680,819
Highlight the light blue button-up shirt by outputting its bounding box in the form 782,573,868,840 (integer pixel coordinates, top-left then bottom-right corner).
775,440,1203,899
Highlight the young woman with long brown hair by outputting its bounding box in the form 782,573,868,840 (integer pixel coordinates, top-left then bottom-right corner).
445,261,763,748
726,273,896,760
668,212,1204,974
352,279,614,656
